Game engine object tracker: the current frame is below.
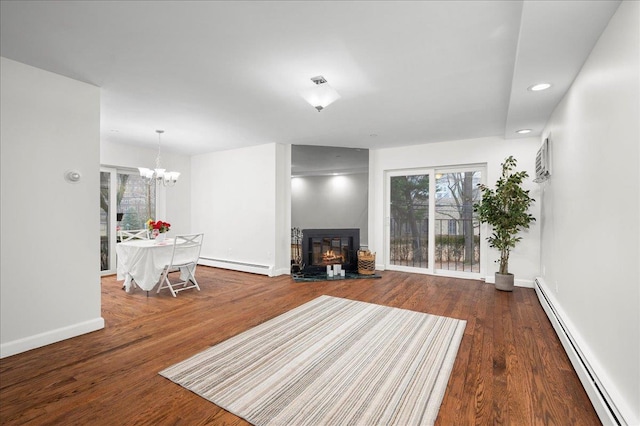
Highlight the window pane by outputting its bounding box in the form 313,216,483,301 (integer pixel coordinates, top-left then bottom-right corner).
389,174,429,269
434,171,481,272
100,171,110,271
117,173,156,230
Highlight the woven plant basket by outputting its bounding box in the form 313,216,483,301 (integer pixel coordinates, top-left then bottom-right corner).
358,250,376,275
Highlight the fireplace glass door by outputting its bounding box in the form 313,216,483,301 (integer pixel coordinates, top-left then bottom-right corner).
311,237,349,266
301,229,360,273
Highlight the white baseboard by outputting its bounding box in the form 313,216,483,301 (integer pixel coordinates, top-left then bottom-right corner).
199,257,274,276
0,317,105,359
534,277,633,425
273,267,291,277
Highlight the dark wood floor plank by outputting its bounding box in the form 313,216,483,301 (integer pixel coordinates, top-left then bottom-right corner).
0,267,600,425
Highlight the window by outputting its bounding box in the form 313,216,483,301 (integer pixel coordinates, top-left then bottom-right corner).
448,219,458,235
434,171,482,274
386,166,484,277
100,168,156,273
118,172,156,231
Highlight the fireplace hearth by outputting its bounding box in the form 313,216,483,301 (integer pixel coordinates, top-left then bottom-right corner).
301,228,360,273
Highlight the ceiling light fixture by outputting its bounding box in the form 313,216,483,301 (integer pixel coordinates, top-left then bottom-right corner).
138,130,180,186
516,129,532,134
300,76,341,112
528,83,552,91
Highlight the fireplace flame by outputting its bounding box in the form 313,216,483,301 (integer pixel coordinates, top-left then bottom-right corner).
322,249,342,263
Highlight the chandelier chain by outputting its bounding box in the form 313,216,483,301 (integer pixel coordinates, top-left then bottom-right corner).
156,130,163,170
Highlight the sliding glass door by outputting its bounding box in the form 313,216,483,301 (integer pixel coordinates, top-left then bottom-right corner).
385,166,484,278
100,170,113,272
387,170,432,274
100,167,156,274
434,169,482,276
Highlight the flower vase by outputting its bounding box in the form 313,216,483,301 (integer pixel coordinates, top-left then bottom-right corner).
155,232,166,243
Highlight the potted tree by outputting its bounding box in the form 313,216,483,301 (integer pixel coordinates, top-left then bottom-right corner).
474,156,535,291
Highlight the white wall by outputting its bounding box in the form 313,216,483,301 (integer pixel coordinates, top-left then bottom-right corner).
191,143,290,276
291,173,369,245
539,1,639,422
0,57,104,358
370,136,540,285
100,140,191,236
274,143,292,276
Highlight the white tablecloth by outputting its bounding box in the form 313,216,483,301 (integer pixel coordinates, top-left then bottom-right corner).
116,239,189,292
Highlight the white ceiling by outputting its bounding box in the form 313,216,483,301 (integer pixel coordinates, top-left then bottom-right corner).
0,1,620,156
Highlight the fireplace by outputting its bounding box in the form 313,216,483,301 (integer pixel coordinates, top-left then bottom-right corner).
301,228,360,273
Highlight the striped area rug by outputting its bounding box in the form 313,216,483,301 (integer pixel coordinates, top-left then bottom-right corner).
159,295,466,426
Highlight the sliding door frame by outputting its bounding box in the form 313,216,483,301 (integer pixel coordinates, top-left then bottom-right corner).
100,166,158,275
432,164,486,280
384,164,487,279
101,166,118,275
384,168,435,275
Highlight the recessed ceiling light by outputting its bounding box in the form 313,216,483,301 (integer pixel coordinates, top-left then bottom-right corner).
516,129,532,134
528,83,552,91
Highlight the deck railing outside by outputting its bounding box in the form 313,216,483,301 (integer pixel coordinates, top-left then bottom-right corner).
390,218,480,272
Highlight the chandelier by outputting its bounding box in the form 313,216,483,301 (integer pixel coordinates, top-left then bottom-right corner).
138,130,180,186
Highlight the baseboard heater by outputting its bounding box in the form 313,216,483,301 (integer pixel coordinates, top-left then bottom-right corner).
199,257,274,277
534,277,625,425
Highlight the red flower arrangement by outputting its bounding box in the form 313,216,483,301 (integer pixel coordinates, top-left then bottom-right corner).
146,219,171,233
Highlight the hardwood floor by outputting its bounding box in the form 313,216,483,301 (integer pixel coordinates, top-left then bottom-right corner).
0,267,600,425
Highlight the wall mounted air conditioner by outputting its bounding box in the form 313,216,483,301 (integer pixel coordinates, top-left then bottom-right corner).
534,136,551,183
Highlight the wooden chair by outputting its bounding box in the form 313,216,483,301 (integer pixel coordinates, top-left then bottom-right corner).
119,229,149,242
157,233,204,297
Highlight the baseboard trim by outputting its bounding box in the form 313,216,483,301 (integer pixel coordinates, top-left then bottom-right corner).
199,257,274,276
534,277,632,425
0,317,105,359
273,267,291,277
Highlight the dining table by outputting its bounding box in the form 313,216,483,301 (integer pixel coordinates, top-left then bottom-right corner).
116,238,191,292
